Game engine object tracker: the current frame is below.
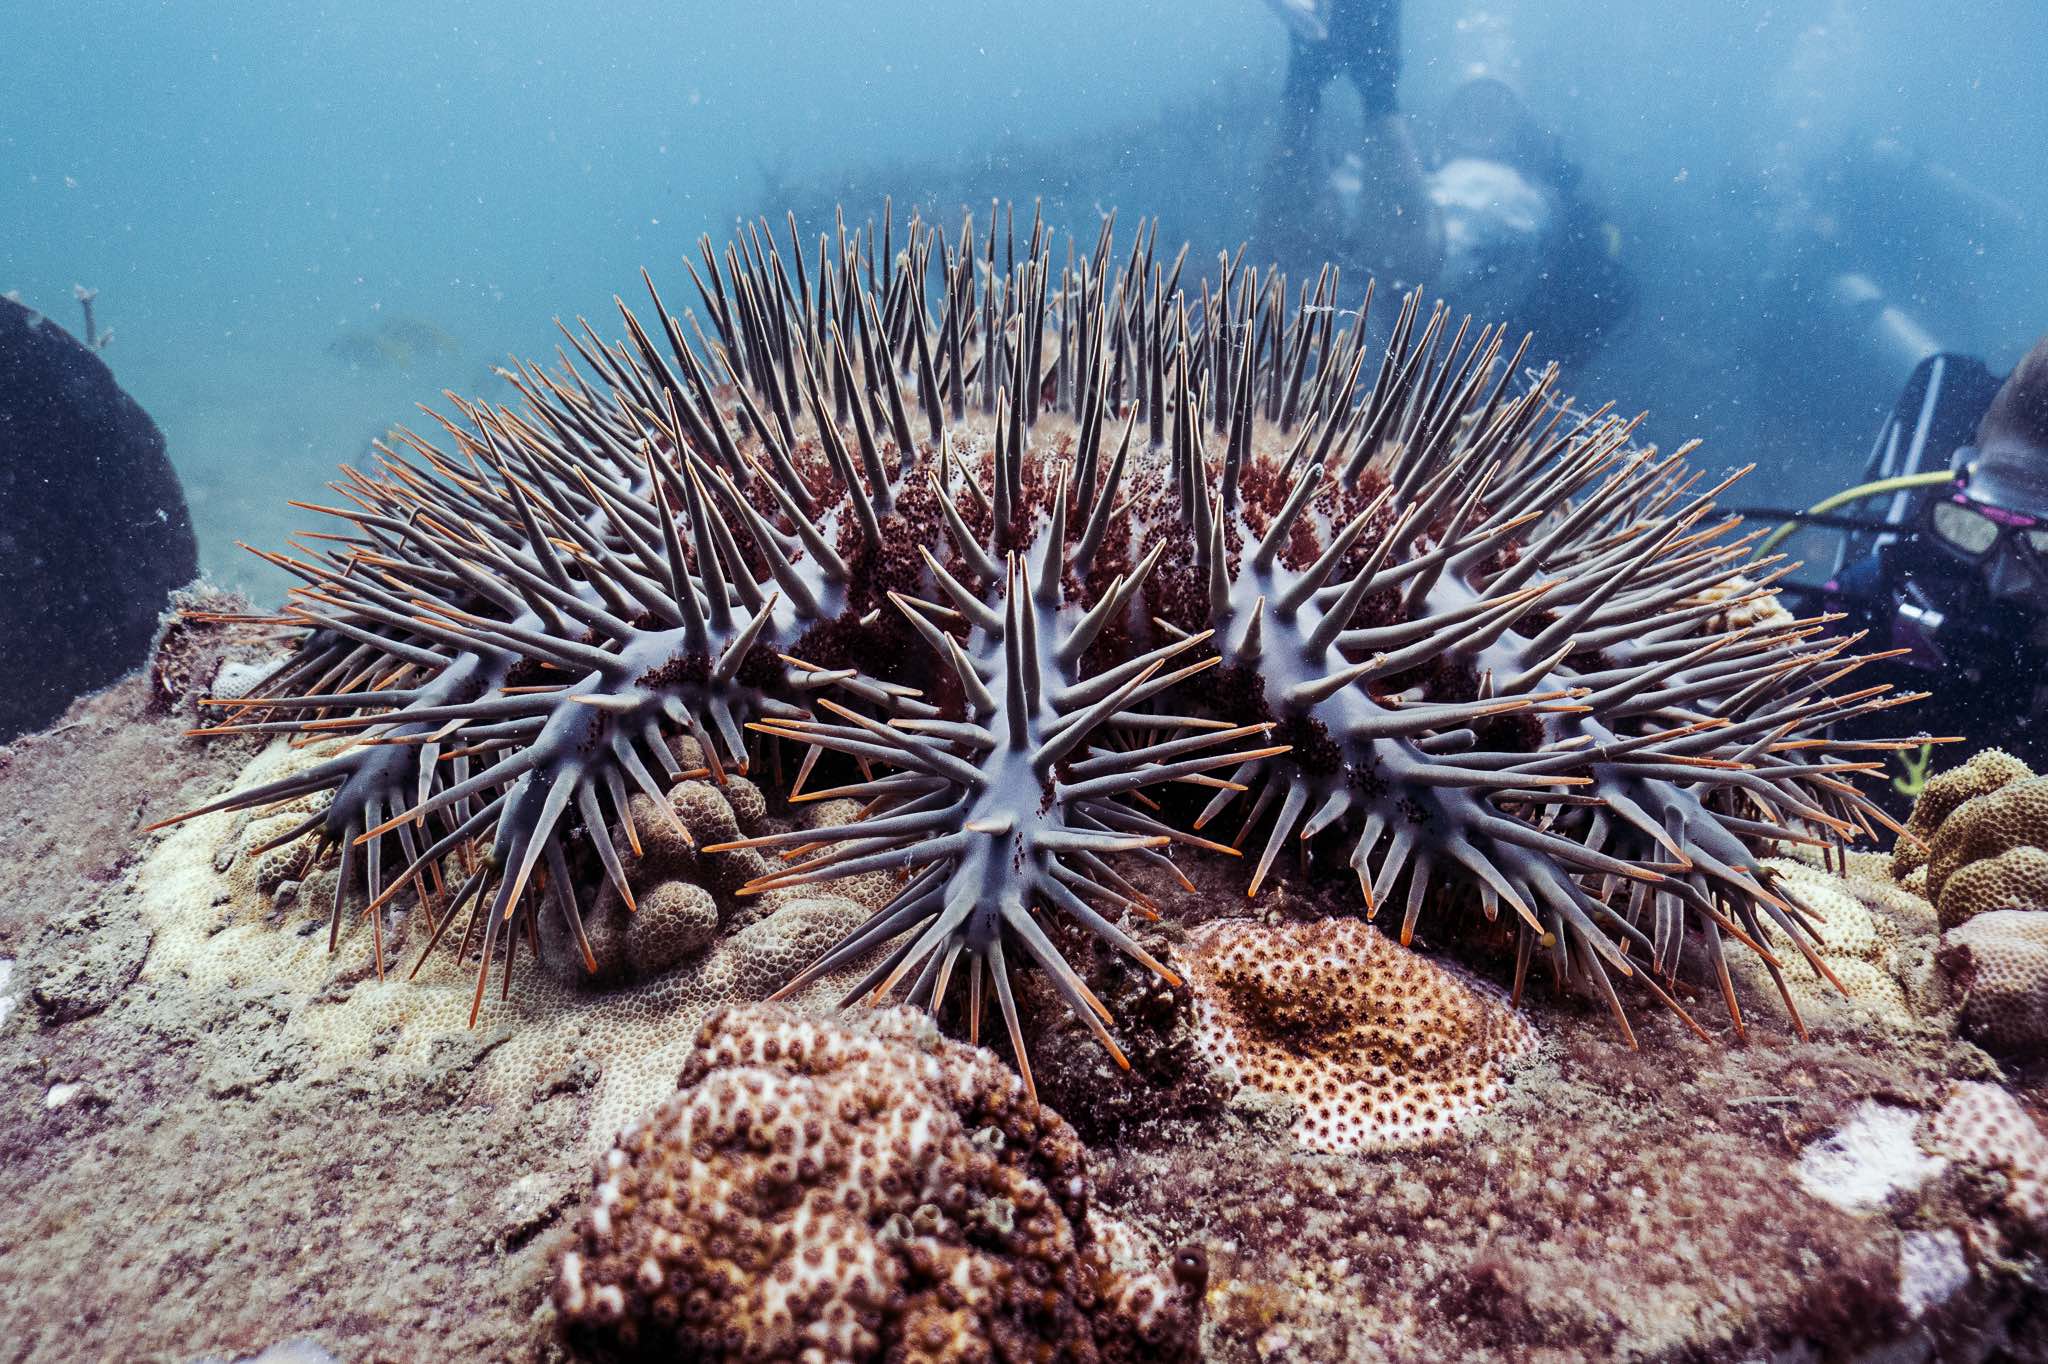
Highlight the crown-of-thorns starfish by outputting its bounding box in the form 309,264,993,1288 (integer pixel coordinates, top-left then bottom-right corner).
153,200,1925,1086
712,538,1283,1098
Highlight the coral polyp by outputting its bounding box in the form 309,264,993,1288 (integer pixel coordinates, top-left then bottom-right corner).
157,203,1912,1077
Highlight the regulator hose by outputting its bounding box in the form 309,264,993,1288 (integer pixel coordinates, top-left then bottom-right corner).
1756,469,1959,556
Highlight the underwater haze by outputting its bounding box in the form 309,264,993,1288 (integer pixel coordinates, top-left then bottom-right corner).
6,0,2047,599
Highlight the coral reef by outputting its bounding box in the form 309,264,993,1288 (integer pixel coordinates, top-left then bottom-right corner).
554,1003,1201,1362
148,206,1913,1089
1098,1005,2002,1362
1180,915,1535,1152
1,656,2039,1363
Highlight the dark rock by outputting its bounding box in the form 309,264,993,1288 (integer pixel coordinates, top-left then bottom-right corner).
0,296,198,741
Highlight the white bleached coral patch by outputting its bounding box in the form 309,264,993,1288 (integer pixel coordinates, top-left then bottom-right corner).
1794,1100,1944,1214
1897,1228,1971,1320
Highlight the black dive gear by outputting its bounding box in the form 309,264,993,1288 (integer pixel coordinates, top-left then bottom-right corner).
1748,350,2048,797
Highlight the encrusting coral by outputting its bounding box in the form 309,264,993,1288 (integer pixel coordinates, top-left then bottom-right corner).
1181,916,1535,1153
553,1003,1203,1363
150,204,1916,1089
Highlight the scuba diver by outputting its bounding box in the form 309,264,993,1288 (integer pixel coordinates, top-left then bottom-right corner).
1752,130,2030,459
1417,77,1634,370
1270,0,1403,151
1256,1,1634,370
1750,334,2048,790
1260,0,1439,289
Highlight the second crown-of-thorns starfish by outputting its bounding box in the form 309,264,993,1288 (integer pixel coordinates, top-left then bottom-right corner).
154,202,1924,1091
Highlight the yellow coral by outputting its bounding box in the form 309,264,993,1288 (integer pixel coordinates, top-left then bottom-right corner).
1924,776,2048,929
1685,572,1795,635
1893,747,2033,882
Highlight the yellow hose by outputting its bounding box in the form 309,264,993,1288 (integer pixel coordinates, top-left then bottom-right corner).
1757,469,1959,556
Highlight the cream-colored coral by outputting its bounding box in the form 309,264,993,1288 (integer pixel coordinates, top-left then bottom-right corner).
620,880,720,975
570,774,772,983
560,769,905,991
553,1004,1202,1363
1181,916,1536,1154
1739,857,1925,1027
1937,909,2048,1051
138,737,890,1147
1686,572,1796,635
1925,1080,2048,1228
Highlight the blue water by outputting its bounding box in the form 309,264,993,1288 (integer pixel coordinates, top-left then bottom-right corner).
7,0,2045,598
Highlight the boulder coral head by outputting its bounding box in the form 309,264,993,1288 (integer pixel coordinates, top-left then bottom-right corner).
1892,747,2035,893
1925,771,2048,931
553,1003,1203,1363
1938,909,2048,1052
151,204,1913,1091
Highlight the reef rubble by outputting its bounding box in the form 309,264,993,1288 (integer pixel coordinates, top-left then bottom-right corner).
0,608,2044,1363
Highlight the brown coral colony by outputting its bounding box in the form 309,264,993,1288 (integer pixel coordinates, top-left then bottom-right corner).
155,202,1920,1088
554,1005,1201,1361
